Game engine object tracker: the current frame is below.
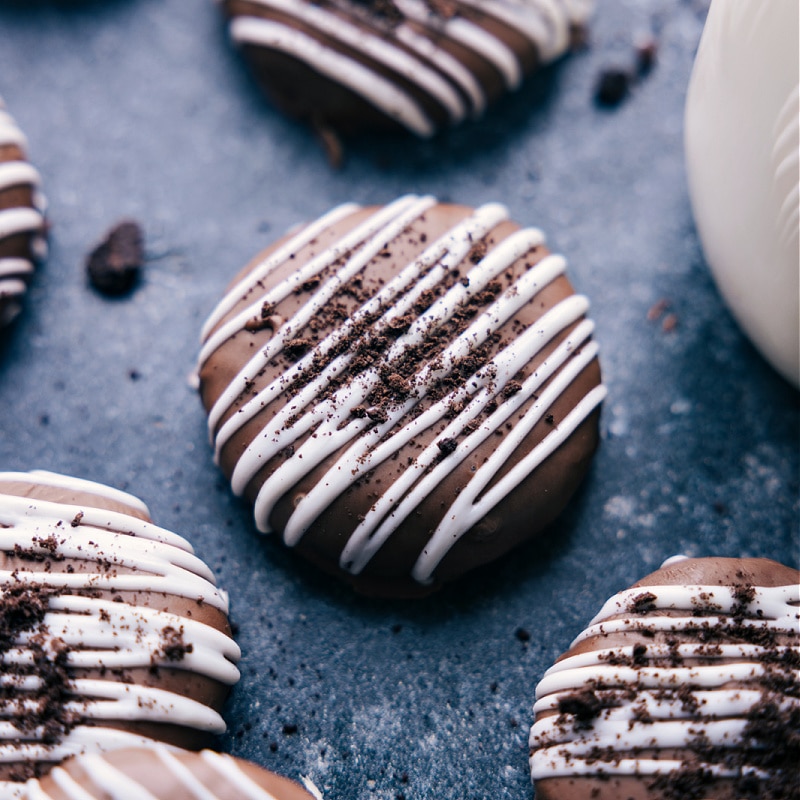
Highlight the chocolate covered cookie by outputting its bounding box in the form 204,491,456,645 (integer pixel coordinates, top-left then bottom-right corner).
529,556,800,800
218,0,592,137
19,745,320,800
0,99,47,327
198,195,605,596
0,470,241,782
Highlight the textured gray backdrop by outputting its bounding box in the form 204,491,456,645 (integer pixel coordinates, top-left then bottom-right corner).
0,1,797,798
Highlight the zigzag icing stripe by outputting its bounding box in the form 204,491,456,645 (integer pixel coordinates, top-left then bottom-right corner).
201,197,603,583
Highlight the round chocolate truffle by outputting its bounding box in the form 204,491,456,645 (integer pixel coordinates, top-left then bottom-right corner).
19,745,320,800
529,556,800,800
0,99,47,327
197,195,606,596
0,470,241,783
217,0,593,137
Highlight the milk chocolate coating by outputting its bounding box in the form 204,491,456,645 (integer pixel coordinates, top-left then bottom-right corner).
20,746,319,800
530,556,800,800
0,471,241,782
198,196,605,596
0,99,47,327
219,0,592,137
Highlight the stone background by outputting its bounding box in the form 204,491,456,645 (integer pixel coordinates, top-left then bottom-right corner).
0,1,797,798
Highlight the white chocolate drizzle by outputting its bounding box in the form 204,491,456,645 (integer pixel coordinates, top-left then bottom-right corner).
0,99,47,326
529,579,800,781
224,0,591,135
16,746,300,799
0,471,241,771
199,195,605,586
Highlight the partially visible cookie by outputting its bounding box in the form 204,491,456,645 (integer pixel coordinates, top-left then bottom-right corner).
0,470,241,782
0,99,47,327
218,0,593,137
18,745,320,800
529,556,800,800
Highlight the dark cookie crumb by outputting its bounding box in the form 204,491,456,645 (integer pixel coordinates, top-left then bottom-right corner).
86,219,144,296
635,35,658,76
558,689,603,729
594,68,632,107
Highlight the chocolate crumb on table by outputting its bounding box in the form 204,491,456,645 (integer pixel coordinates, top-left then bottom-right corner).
86,219,144,296
593,67,632,107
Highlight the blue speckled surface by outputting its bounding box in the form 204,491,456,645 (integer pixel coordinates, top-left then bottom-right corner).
0,1,797,798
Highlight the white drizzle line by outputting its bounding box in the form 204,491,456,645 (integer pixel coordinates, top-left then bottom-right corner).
534,686,800,719
659,553,689,568
247,227,551,537
530,754,769,782
0,278,27,307
572,613,795,645
394,22,486,116
5,595,240,684
0,103,46,323
204,194,433,435
243,0,467,122
0,259,33,280
0,474,241,760
0,494,230,611
201,198,604,585
230,17,435,136
529,582,800,780
221,200,509,494
300,776,324,800
211,202,508,473
65,753,160,800
535,661,795,698
339,315,595,575
226,0,590,133
0,679,226,732
201,201,360,341
437,15,522,88
534,717,781,754
0,102,28,150
155,747,232,800
1,483,197,550
200,197,398,371
459,0,588,62
13,780,51,799
0,209,44,247
0,470,151,517
201,750,285,799
0,162,41,194
413,341,603,582
0,728,167,773
583,582,799,631
396,0,521,88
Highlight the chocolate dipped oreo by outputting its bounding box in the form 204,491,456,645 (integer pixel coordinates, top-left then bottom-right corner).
19,745,320,800
0,99,47,328
0,470,241,783
197,195,605,597
529,556,800,800
218,0,592,137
